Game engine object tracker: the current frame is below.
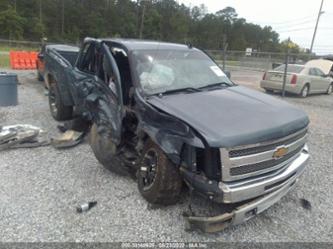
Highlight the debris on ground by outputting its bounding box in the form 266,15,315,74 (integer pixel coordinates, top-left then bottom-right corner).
76,201,98,213
0,124,49,151
57,124,68,133
50,130,86,149
300,198,312,211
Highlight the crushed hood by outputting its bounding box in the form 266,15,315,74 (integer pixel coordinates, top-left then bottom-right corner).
147,86,309,148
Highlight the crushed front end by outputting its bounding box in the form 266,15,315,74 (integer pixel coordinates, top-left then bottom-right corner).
182,128,309,233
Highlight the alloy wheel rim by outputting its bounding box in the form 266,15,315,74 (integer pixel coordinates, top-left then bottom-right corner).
141,149,158,190
302,87,308,97
49,89,58,114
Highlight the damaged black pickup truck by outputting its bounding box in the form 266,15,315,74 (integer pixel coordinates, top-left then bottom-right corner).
41,38,310,232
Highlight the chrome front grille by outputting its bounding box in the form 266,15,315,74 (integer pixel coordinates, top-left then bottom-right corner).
220,128,308,182
228,129,307,158
229,146,303,176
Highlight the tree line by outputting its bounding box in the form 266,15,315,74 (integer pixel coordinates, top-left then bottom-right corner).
0,0,303,53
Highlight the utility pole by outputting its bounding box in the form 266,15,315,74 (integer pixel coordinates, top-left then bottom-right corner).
222,34,228,72
282,37,291,98
61,0,65,36
310,0,325,53
39,0,42,23
139,0,147,39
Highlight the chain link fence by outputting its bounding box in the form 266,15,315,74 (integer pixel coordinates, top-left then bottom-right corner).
206,50,320,72
0,39,43,68
0,39,324,71
0,38,42,50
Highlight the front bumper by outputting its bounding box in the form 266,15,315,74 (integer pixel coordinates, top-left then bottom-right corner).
183,145,309,233
219,146,309,203
185,175,299,233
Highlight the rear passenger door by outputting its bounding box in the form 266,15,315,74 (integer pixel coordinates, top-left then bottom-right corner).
314,68,330,92
308,68,322,93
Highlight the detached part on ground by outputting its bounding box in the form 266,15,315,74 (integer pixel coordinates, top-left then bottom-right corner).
0,125,49,151
76,201,98,213
50,130,85,149
0,123,86,151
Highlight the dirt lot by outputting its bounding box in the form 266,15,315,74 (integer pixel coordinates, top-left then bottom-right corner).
0,69,332,242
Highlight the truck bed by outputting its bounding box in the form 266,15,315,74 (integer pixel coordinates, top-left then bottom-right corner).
46,44,80,67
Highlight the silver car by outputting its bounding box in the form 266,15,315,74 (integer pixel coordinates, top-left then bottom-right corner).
260,64,333,97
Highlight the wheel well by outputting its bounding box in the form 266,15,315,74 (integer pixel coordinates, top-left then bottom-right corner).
46,73,56,89
304,83,310,91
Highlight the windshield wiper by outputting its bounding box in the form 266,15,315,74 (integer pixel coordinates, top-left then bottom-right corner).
159,87,202,96
199,82,233,90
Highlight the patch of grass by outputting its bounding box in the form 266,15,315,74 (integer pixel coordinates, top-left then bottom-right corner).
0,45,38,52
0,54,10,68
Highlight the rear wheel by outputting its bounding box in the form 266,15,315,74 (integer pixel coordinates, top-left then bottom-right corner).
327,83,333,95
137,139,182,205
300,85,309,98
264,89,274,94
37,72,43,82
48,83,73,121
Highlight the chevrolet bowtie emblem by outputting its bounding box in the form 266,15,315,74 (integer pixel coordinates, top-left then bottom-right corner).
273,147,289,159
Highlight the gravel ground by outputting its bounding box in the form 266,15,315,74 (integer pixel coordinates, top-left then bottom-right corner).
0,70,332,242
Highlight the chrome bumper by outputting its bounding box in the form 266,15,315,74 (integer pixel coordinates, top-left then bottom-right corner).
260,80,303,94
185,174,300,233
219,145,309,203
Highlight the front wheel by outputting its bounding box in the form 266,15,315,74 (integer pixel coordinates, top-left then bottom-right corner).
48,83,73,121
89,123,128,175
137,139,182,205
300,85,309,98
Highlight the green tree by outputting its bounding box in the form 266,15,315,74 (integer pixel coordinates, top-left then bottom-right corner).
0,0,305,54
0,5,25,39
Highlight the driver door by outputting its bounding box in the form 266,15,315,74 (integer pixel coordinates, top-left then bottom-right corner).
72,41,124,145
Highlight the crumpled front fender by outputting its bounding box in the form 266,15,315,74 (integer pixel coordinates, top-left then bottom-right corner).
135,91,204,165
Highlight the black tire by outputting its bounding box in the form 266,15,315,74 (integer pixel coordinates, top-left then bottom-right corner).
89,123,128,175
264,89,274,94
300,85,309,98
37,71,44,82
48,83,73,121
327,83,333,95
137,139,182,205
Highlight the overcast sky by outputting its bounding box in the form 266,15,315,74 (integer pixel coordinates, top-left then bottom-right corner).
178,0,333,54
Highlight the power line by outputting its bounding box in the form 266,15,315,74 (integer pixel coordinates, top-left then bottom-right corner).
272,19,316,29
277,27,315,33
247,16,317,28
277,27,333,33
314,48,333,51
315,45,333,47
264,15,315,25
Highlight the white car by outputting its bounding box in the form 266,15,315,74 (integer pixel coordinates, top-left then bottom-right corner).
260,64,333,97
